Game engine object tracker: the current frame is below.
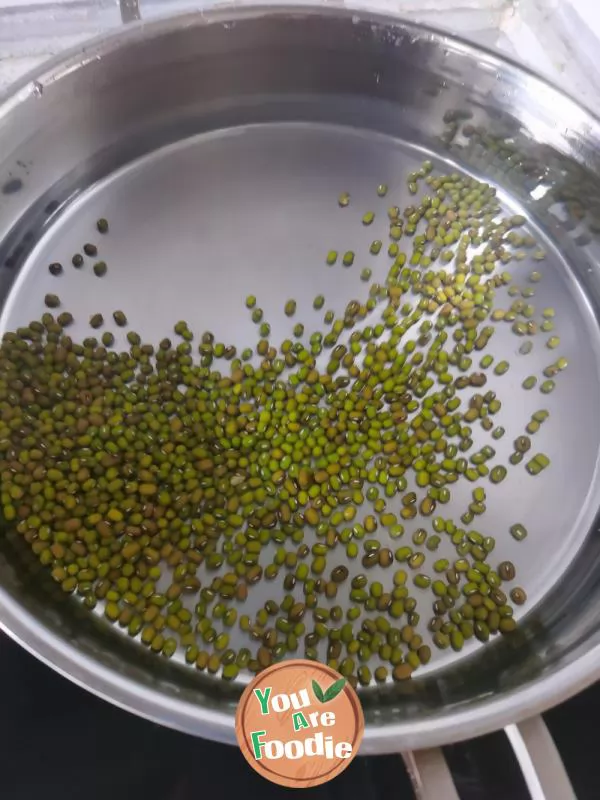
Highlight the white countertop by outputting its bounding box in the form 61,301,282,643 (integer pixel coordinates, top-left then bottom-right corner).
0,0,599,113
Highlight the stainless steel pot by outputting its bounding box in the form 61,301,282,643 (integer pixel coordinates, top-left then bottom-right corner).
1,5,599,797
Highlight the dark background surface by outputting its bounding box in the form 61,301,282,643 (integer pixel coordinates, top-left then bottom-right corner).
0,631,594,799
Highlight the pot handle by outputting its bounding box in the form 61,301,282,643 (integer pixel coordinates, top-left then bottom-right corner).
401,747,460,800
401,716,576,800
505,716,576,799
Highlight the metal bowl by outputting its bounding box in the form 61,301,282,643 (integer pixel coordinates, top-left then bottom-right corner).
1,5,600,754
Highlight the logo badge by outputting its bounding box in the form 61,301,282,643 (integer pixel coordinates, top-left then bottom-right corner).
235,659,364,787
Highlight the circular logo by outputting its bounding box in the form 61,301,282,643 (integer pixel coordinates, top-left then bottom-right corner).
235,659,364,788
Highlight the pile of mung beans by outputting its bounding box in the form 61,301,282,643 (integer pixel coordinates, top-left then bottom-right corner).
0,168,564,686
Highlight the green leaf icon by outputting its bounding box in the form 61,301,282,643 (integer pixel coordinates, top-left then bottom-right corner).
312,677,346,703
312,679,325,703
323,677,346,702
